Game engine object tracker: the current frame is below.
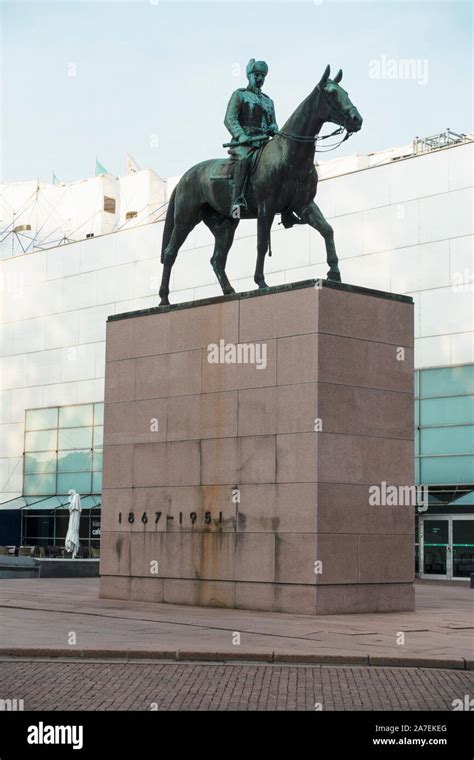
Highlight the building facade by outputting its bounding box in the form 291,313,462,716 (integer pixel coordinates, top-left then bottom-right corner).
0,138,473,578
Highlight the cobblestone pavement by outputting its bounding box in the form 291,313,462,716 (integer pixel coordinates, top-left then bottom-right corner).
0,659,473,711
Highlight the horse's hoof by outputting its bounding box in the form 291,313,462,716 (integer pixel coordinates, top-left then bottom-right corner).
327,270,341,283
159,298,170,306
256,281,269,290
223,287,235,295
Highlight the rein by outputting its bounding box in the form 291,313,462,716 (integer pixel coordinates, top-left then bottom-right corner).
275,86,353,152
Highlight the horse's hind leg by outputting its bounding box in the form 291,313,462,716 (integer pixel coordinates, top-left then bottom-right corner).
203,208,239,295
159,221,196,306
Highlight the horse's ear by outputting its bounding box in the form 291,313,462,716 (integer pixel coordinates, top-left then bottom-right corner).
319,65,330,88
334,69,343,84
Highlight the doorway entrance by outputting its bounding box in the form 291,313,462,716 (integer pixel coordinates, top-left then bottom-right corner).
420,516,474,579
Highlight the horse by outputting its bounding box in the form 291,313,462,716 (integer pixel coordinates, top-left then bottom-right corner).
158,65,362,306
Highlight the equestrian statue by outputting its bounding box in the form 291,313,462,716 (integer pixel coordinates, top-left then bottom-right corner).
159,61,363,306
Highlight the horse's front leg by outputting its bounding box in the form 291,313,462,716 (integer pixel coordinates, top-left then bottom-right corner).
254,207,275,289
299,201,341,282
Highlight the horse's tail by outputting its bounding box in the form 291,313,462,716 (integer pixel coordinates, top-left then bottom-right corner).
161,186,177,263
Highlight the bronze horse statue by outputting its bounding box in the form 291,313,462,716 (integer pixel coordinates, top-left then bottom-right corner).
158,65,362,305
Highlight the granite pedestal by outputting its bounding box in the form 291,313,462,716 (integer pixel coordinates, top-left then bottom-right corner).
99,280,415,614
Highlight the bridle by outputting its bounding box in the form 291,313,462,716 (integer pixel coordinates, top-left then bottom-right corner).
276,84,355,152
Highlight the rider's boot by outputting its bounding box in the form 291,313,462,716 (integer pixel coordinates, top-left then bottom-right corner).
231,158,250,217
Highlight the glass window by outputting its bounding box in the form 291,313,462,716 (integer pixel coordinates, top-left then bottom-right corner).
57,472,92,495
25,430,57,452
93,426,103,446
24,403,103,503
414,400,419,427
59,405,94,428
94,404,104,425
424,519,449,544
57,449,92,473
54,512,70,541
92,449,103,471
92,471,102,493
24,452,57,474
58,427,93,450
420,426,474,456
453,520,474,546
23,474,56,496
420,365,474,398
415,458,420,485
452,519,474,579
420,395,474,426
420,456,474,485
25,408,58,431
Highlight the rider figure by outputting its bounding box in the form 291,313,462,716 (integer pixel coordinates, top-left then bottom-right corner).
224,59,277,216
224,58,303,227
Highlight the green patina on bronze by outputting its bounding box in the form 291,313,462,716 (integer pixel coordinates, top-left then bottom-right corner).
158,62,363,306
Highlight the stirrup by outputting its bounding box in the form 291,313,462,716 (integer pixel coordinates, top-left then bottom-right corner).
232,195,247,211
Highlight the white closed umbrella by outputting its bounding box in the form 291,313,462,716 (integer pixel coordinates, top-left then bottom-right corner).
65,490,81,559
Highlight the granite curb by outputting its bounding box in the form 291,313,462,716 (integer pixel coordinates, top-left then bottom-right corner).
0,648,471,670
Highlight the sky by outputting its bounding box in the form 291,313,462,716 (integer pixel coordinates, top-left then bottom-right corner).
1,0,472,183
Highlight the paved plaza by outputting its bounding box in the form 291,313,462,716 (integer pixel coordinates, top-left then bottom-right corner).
0,578,472,666
0,579,472,711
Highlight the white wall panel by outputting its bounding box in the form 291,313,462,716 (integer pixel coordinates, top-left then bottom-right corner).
420,288,473,336
94,342,106,378
0,324,14,357
363,199,419,254
172,245,218,290
43,382,77,407
0,250,47,288
390,241,450,294
12,318,45,354
340,250,391,291
415,335,451,369
42,312,79,351
27,349,61,386
264,225,310,274
420,188,473,243
0,355,28,390
7,456,23,493
448,143,473,191
451,333,474,365
62,271,98,311
78,305,113,344
47,244,81,280
389,151,449,204
97,263,134,304
80,234,117,273
315,177,337,219
0,423,24,458
332,165,390,215
60,343,97,382
9,386,43,423
327,212,363,261
450,235,474,285
0,391,12,424
134,258,163,299
76,378,105,404
116,225,159,264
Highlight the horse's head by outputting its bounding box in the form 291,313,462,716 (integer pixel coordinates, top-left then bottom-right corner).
317,65,363,134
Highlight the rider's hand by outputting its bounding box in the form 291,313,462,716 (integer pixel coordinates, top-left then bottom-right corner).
238,133,249,143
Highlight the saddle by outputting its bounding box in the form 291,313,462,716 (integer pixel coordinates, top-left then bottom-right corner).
209,159,234,181
209,144,265,181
